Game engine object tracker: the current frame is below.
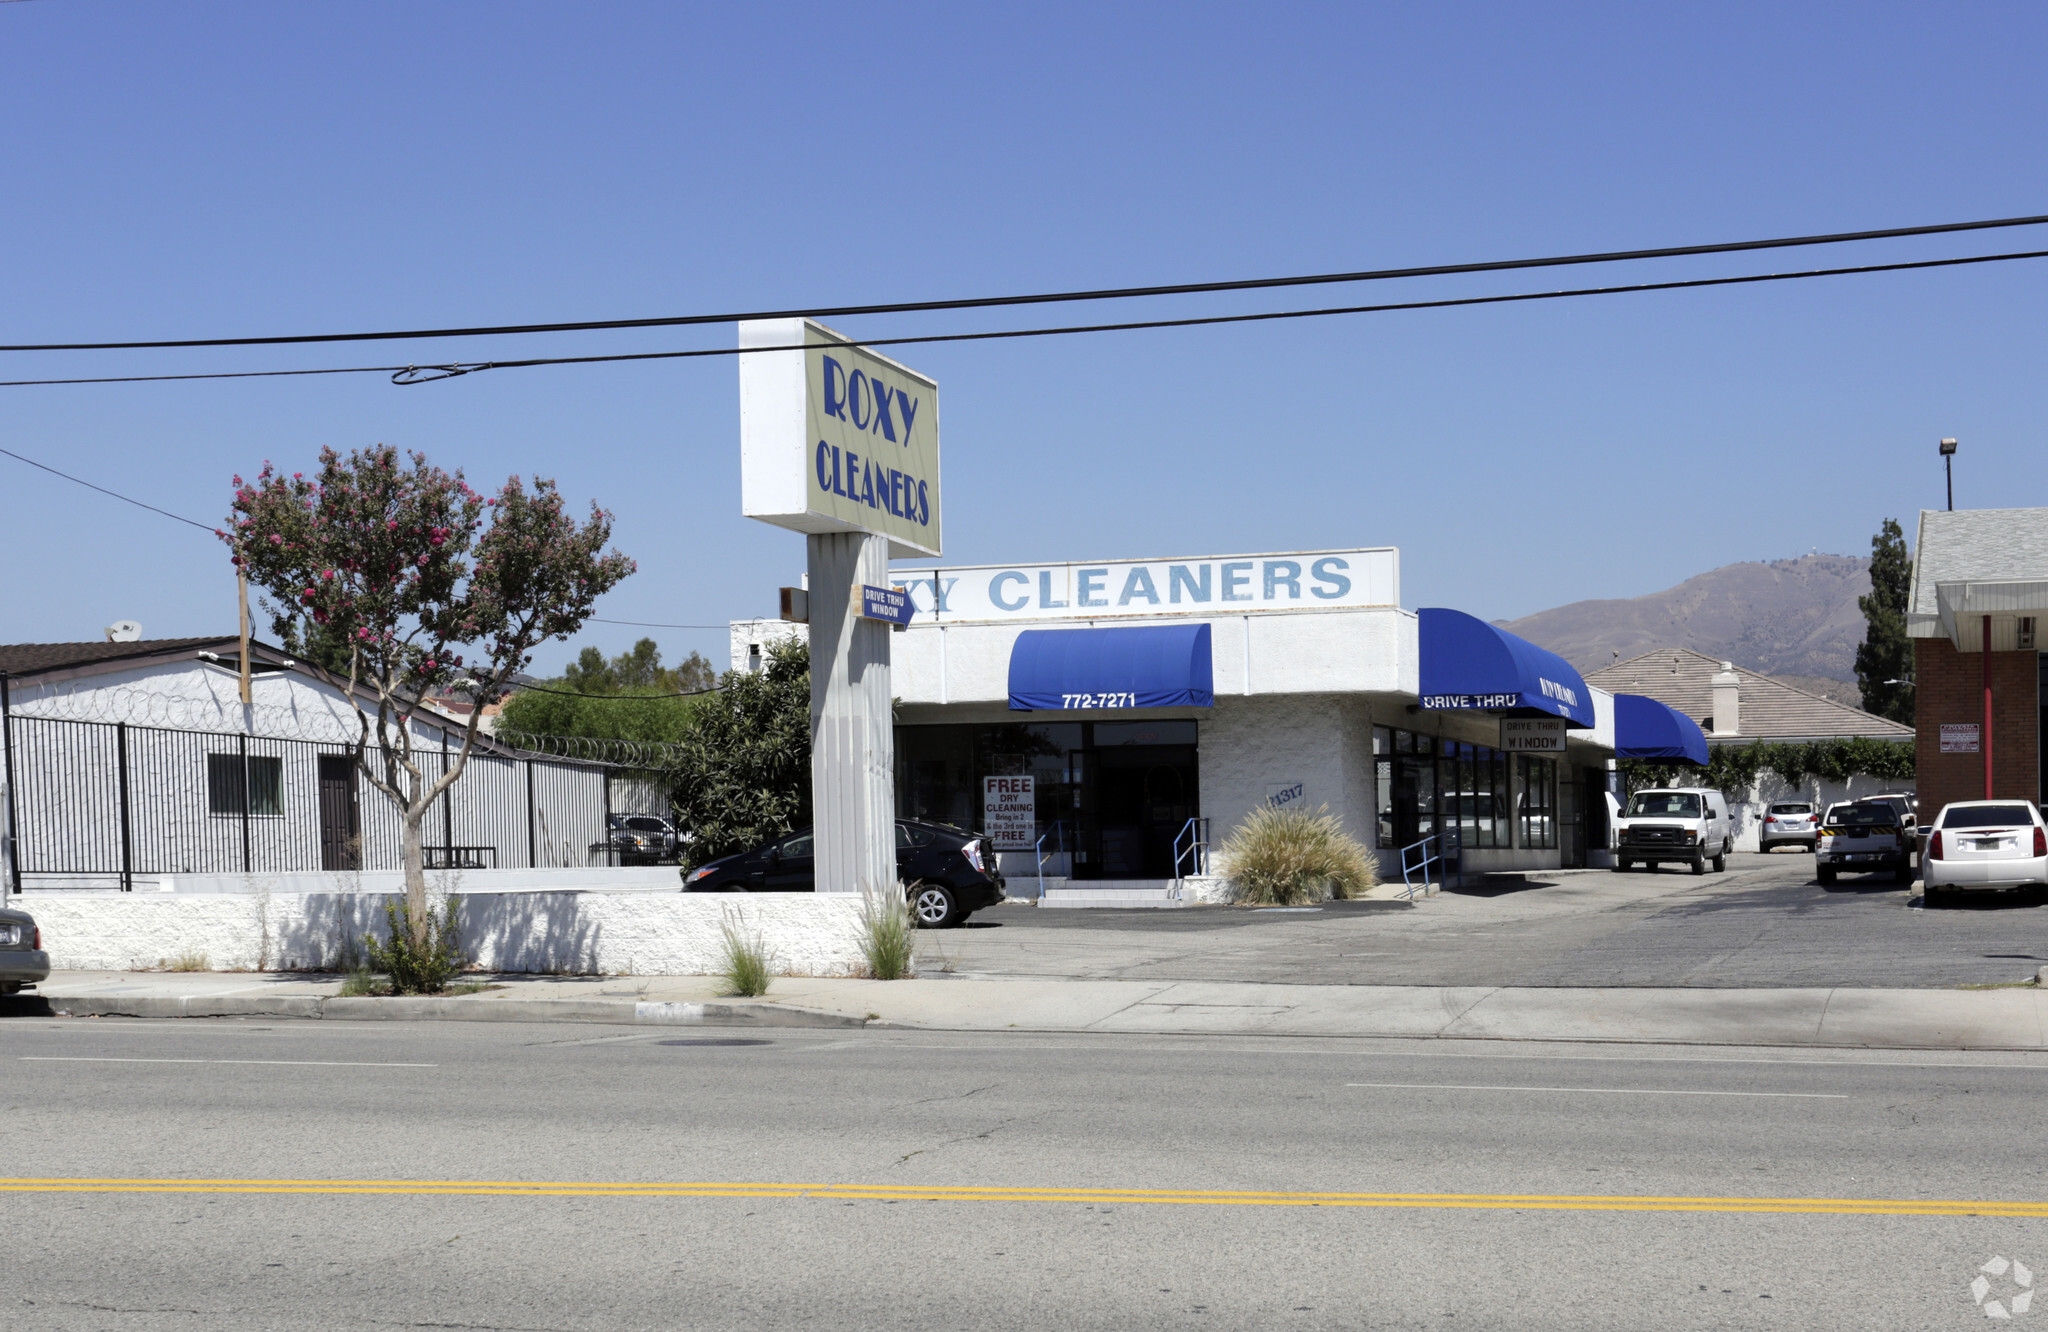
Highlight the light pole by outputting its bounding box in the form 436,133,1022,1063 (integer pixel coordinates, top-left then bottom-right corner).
1940,437,1957,511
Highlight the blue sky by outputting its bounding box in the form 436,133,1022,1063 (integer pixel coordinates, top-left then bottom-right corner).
4,2,2045,676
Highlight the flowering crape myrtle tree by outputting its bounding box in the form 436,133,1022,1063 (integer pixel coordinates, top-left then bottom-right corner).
225,445,635,950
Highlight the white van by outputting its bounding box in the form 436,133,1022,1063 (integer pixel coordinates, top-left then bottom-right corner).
1612,787,1734,874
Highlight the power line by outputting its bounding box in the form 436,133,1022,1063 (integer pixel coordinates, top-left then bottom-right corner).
6,212,2046,353
0,446,215,530
5,244,2047,390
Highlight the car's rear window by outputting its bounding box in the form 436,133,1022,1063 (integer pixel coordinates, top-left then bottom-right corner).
1769,803,1812,815
1940,805,2038,830
623,817,667,832
1825,805,1895,827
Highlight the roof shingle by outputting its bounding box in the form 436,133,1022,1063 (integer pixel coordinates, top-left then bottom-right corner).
1585,648,1911,742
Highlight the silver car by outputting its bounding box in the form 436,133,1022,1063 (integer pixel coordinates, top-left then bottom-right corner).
1758,801,1819,852
0,907,50,996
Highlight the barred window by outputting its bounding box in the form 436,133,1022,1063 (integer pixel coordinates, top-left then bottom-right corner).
208,754,283,817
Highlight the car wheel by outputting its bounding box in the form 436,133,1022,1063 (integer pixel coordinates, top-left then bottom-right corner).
1691,850,1707,876
1894,863,1915,885
1712,850,1727,872
1817,865,1837,884
911,883,959,928
1613,859,1631,873
1921,884,1944,908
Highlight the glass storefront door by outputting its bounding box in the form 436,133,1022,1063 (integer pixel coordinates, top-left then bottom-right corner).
895,719,1199,880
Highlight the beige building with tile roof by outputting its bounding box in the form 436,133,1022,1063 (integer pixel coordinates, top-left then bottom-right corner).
1585,648,1911,744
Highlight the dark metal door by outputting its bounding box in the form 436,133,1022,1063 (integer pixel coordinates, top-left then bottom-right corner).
317,755,361,871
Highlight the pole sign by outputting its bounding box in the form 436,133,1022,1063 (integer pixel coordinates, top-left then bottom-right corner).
740,317,942,558
982,775,1036,850
1501,718,1566,753
1940,723,1980,754
859,584,914,626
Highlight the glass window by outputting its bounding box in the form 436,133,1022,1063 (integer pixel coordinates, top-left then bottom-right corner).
1768,803,1813,815
1938,804,2037,829
1394,729,1413,754
1519,755,1557,849
1490,750,1511,847
207,754,281,817
1375,758,1394,848
1093,721,1198,746
1373,726,1391,757
778,831,815,858
1625,791,1701,818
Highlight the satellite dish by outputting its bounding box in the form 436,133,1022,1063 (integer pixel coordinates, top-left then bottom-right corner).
105,620,143,643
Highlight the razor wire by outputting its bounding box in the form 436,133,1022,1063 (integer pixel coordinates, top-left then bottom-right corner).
491,726,693,772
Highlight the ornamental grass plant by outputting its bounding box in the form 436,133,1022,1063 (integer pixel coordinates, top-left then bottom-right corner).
855,886,918,980
1217,803,1380,906
717,912,775,997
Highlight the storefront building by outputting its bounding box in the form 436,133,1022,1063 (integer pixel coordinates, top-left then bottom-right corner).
843,548,1625,883
1906,507,2048,814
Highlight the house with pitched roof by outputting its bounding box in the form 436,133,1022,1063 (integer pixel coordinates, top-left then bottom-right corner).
1585,648,1913,851
1,635,613,892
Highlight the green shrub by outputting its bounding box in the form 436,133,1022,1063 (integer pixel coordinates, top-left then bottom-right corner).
364,897,467,995
855,887,917,980
717,913,774,997
1217,804,1380,906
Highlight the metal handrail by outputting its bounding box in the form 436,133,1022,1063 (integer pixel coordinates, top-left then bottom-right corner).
1399,834,1440,899
1174,817,1211,879
1035,821,1068,902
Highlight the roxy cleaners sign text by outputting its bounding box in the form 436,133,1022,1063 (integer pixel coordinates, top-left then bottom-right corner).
891,548,1399,624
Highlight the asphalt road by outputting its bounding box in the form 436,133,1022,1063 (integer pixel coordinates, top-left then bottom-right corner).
4,1016,2048,1329
953,852,2048,988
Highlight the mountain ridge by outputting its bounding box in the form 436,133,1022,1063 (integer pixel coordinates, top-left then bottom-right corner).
1495,553,1871,690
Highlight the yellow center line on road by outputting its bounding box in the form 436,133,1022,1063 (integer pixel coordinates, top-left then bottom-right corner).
0,1178,2042,1216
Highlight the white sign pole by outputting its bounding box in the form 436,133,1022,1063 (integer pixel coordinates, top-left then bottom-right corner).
808,531,897,894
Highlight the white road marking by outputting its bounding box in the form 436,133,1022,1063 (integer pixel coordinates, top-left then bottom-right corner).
1345,1082,1846,1098
20,1057,435,1068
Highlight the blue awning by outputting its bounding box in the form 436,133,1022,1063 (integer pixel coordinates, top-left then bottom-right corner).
1614,693,1709,764
1008,624,1214,711
1417,607,1596,728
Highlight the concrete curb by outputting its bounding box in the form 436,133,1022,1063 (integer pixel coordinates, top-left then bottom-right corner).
25,992,870,1029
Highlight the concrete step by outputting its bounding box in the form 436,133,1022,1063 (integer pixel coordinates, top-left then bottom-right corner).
1040,880,1185,909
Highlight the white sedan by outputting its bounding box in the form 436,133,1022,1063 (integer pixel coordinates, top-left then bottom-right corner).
1922,801,2048,906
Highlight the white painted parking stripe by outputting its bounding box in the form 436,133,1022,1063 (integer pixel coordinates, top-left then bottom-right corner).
19,1057,435,1068
1346,1082,1845,1098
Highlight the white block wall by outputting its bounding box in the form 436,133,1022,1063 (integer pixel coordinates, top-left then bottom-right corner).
26,891,871,977
1200,693,1376,860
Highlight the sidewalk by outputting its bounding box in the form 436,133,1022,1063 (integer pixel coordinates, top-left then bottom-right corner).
14,968,2048,1050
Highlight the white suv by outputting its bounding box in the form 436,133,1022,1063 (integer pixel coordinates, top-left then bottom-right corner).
1613,788,1734,875
1922,801,2048,906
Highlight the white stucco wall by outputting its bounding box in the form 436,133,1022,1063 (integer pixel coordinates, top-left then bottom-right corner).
26,891,871,977
1721,772,1915,852
1199,693,1376,858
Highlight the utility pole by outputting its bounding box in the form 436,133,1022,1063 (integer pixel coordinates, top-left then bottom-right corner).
237,567,253,708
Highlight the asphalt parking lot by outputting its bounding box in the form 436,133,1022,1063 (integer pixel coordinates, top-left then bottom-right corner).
946,852,2048,989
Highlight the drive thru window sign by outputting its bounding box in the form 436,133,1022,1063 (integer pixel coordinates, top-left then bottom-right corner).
860,584,914,626
1501,718,1566,753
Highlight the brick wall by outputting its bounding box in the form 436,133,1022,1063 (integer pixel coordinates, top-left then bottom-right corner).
1914,637,2040,812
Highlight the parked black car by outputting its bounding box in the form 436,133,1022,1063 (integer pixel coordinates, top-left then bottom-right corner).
682,819,1005,927
0,907,50,997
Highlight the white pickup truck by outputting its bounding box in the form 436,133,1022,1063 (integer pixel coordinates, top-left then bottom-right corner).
1612,787,1734,875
